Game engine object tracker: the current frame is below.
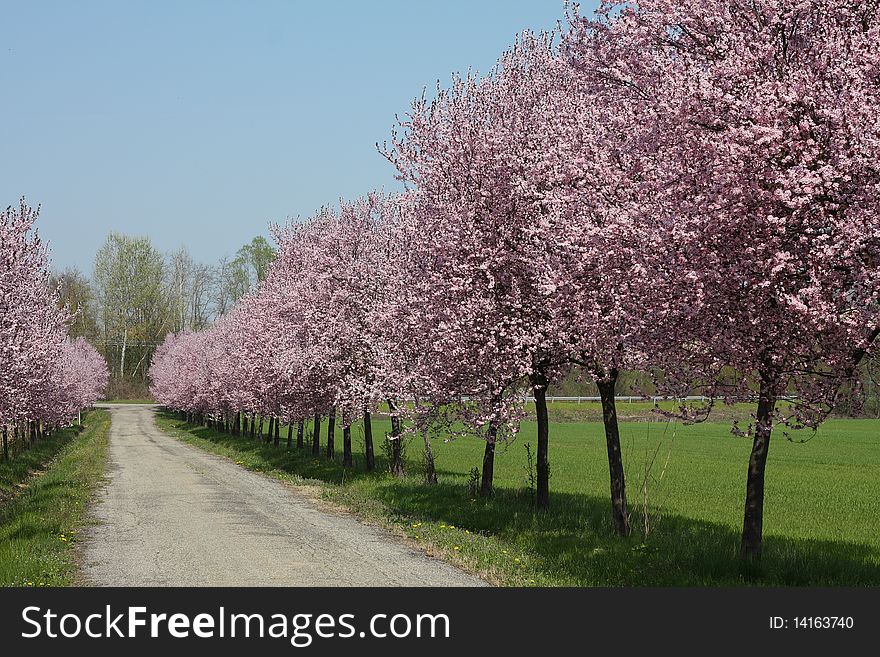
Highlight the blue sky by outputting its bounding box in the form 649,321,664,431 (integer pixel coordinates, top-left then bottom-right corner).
0,0,597,272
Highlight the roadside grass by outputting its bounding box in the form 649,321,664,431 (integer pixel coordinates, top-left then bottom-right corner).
0,410,111,586
154,410,880,586
99,399,156,404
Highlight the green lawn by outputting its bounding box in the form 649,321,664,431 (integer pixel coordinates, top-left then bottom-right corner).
0,410,111,586
154,409,880,586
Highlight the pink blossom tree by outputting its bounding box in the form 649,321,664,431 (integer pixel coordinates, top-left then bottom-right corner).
385,30,657,529
267,195,412,472
52,337,110,425
2,199,109,461
384,34,580,506
568,0,880,558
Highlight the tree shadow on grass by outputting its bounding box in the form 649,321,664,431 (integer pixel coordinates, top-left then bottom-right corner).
161,413,388,485
0,426,82,493
0,477,76,542
370,480,880,586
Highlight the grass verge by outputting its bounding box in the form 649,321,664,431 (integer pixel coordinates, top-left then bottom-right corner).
0,410,111,586
154,410,880,586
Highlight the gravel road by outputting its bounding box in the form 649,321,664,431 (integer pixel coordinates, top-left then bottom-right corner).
79,404,484,587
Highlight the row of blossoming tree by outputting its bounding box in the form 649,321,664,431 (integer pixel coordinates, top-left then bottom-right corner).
150,0,879,561
1,200,110,462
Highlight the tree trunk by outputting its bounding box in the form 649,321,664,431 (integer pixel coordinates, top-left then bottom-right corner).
423,429,437,485
480,422,497,497
267,416,275,444
242,414,248,435
2,426,8,462
741,374,779,562
120,325,127,378
531,375,550,509
312,414,321,456
387,399,405,477
273,417,280,447
296,420,304,449
326,407,336,459
364,409,375,471
597,372,630,536
258,416,265,441
342,409,353,467
287,422,293,449
342,426,353,467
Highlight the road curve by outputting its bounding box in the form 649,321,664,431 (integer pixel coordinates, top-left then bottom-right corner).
79,404,484,587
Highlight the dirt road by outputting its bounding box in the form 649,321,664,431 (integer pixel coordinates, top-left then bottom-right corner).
79,404,484,586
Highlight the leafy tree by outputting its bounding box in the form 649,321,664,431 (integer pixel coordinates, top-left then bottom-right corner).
213,236,276,317
93,232,167,380
166,246,213,332
51,266,99,342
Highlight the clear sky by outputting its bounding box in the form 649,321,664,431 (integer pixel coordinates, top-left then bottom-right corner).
1,0,598,272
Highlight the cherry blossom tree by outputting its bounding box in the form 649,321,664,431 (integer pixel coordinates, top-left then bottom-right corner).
384,34,583,506
267,195,423,473
567,0,880,558
385,30,657,529
2,199,109,461
52,337,111,426
151,196,410,474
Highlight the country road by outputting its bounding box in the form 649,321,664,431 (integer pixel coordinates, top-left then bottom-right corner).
79,404,484,587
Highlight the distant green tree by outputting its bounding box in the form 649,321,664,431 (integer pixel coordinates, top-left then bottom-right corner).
50,266,99,342
234,236,275,286
165,246,214,333
214,236,276,316
93,232,167,380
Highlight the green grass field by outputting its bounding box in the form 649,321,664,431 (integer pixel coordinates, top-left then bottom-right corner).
0,410,111,586
155,408,880,586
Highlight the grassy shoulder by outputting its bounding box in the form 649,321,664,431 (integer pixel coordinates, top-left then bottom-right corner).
154,410,880,586
0,410,111,587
